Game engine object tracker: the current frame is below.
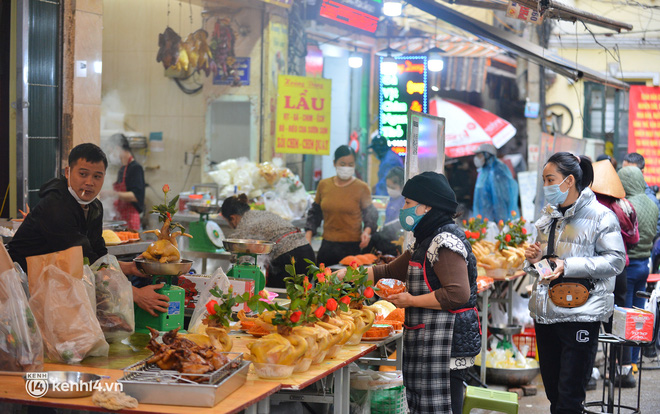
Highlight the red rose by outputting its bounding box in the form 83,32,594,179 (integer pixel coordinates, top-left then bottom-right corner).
481,228,487,234
462,220,467,225
350,260,358,269
290,311,302,323
472,231,481,239
364,286,375,299
484,218,488,223
303,276,311,291
326,298,338,312
319,263,325,272
522,228,527,235
162,184,170,193
340,296,351,305
206,300,218,315
315,306,326,318
505,234,512,242
316,272,326,283
465,230,471,239
324,267,332,276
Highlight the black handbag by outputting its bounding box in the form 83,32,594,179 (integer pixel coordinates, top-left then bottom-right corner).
544,219,594,308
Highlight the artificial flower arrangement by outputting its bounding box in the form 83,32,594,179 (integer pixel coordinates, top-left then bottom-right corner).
495,211,529,249
201,259,379,378
462,215,488,244
469,211,530,275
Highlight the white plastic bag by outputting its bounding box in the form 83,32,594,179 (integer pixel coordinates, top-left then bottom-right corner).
83,264,97,311
29,264,109,363
350,369,407,414
90,255,135,343
0,269,44,371
188,267,231,334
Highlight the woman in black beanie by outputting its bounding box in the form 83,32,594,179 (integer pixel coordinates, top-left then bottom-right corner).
350,171,481,414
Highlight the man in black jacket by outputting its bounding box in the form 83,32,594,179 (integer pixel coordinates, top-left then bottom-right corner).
8,143,168,316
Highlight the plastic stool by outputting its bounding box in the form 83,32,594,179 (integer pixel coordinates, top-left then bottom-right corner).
462,385,519,414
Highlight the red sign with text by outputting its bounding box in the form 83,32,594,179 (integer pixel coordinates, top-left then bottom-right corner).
628,85,660,187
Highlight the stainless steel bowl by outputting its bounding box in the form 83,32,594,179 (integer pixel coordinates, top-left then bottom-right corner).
223,239,274,254
189,203,221,215
134,258,193,276
475,364,540,386
23,371,102,398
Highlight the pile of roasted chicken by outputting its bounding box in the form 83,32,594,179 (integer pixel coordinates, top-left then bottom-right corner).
146,327,233,381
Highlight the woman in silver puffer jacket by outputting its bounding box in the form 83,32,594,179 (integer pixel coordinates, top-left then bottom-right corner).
525,152,625,414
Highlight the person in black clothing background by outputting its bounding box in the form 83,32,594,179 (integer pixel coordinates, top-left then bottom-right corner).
8,143,169,317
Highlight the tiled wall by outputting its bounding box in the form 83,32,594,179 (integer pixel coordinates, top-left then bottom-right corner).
101,0,265,216
71,0,103,147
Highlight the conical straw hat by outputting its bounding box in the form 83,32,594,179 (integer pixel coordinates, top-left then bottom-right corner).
590,159,626,198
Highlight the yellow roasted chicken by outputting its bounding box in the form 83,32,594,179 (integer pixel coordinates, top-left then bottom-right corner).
142,218,192,263
246,333,308,366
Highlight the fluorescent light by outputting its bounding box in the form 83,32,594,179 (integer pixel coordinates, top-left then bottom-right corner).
426,47,444,72
348,53,363,69
381,56,398,75
428,56,444,72
383,1,402,17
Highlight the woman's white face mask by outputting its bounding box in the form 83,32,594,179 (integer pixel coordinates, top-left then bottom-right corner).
387,187,402,199
336,166,355,180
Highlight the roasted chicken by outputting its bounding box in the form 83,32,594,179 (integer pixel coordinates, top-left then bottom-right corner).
145,327,233,382
143,218,192,263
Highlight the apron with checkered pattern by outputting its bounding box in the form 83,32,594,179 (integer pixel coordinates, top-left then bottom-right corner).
403,255,455,414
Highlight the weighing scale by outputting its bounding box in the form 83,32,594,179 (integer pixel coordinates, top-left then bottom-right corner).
133,259,192,333
223,239,274,293
187,203,225,253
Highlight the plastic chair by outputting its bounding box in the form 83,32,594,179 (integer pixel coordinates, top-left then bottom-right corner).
462,385,519,414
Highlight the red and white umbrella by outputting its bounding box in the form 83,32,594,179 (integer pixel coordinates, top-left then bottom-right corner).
429,98,517,158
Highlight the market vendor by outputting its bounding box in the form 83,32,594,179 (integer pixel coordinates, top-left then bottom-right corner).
305,145,378,266
339,171,481,414
221,193,315,288
107,133,145,230
8,143,169,317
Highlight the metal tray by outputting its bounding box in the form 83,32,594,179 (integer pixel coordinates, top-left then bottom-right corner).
118,353,250,407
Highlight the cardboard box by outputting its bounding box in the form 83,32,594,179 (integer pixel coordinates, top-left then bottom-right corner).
612,306,655,342
178,275,254,312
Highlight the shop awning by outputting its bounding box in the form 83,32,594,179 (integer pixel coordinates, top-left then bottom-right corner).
406,0,630,90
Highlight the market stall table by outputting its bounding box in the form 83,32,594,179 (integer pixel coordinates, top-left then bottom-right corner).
477,270,525,385
0,363,280,414
358,331,404,371
476,277,495,385
231,333,377,413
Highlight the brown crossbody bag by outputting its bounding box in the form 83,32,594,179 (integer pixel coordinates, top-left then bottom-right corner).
544,219,594,308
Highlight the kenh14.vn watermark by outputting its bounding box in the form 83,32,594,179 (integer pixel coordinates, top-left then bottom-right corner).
25,372,123,398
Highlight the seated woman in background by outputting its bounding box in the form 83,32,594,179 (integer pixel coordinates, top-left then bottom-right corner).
305,145,378,266
221,194,315,288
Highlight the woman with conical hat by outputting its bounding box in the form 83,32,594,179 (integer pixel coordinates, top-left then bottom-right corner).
586,159,639,388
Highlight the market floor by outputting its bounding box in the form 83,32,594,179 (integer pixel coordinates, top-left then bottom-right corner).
472,355,660,414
